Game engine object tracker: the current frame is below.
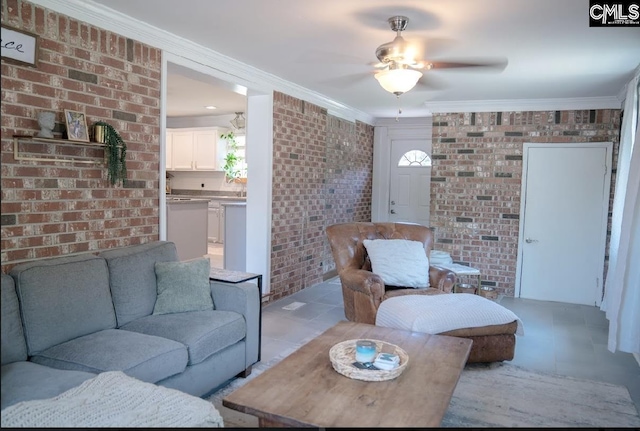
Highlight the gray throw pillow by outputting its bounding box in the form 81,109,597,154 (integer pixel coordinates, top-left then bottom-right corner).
153,257,214,315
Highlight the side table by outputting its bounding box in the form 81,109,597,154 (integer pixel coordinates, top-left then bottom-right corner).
438,263,481,293
209,268,262,363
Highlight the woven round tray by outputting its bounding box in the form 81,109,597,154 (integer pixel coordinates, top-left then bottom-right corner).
329,339,409,381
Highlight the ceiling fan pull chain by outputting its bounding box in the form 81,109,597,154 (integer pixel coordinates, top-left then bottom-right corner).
396,96,402,122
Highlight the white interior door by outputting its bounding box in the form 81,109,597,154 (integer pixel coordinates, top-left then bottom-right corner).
389,139,431,226
517,143,611,306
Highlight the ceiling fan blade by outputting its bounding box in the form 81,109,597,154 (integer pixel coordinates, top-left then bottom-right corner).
367,61,388,69
320,72,372,88
429,58,508,72
297,50,369,65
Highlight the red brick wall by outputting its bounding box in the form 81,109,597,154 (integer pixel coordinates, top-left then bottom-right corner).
270,92,373,301
431,110,620,296
1,0,161,272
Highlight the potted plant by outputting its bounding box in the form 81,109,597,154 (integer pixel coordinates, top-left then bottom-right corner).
93,121,127,186
220,131,242,182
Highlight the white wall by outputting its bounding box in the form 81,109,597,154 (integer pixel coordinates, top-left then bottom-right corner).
169,171,244,193
167,114,236,129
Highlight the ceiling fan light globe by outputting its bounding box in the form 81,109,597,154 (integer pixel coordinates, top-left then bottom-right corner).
374,68,423,96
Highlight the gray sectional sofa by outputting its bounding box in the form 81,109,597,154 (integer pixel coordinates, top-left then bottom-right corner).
1,241,260,410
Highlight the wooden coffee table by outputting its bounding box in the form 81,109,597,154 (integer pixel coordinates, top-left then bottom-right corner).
223,320,472,428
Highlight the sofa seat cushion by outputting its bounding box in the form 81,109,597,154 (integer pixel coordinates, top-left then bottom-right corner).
29,329,188,384
121,310,246,366
1,361,96,410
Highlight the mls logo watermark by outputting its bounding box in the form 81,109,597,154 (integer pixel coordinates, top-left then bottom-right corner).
589,1,640,26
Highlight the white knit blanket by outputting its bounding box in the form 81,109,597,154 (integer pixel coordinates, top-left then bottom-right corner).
376,294,524,336
0,371,223,428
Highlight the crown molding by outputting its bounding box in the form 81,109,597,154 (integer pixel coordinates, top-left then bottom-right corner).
423,96,623,114
29,0,375,125
374,117,433,127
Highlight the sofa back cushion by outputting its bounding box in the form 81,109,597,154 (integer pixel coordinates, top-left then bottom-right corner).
99,241,179,326
9,254,116,355
1,273,28,365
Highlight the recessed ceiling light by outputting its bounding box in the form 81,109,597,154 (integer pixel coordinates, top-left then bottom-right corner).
204,105,217,110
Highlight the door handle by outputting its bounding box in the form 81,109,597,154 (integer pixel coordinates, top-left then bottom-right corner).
390,209,396,214
525,238,538,243
390,201,395,205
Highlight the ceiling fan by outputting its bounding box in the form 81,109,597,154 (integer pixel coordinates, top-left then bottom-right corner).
372,16,507,97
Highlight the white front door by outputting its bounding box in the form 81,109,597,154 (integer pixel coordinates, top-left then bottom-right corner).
517,143,612,306
389,139,432,226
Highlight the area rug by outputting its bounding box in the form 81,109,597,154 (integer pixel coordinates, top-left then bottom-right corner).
207,345,640,428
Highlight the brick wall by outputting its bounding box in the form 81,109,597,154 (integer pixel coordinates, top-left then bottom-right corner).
270,92,373,301
431,110,620,296
1,0,161,272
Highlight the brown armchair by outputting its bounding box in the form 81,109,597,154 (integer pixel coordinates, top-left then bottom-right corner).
326,222,456,325
326,221,519,363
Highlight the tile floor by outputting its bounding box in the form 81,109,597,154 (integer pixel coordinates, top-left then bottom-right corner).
206,243,224,269
259,277,640,414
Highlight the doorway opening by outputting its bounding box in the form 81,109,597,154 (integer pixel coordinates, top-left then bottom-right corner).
160,53,274,294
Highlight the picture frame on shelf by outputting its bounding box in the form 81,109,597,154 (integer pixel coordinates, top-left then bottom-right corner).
64,109,89,142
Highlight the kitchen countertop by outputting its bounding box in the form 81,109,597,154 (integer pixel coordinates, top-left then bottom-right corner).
167,195,246,202
166,198,210,204
220,202,246,207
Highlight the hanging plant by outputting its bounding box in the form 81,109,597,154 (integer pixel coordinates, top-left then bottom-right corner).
220,131,241,182
94,121,127,186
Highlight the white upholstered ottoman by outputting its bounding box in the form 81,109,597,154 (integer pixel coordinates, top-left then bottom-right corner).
376,293,524,363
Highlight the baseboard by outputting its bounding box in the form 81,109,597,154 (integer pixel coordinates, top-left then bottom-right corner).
634,353,640,367
323,269,338,281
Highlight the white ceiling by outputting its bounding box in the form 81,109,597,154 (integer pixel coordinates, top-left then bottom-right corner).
166,62,247,118
86,0,640,118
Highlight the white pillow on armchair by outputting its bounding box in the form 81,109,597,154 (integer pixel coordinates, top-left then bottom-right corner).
362,239,430,288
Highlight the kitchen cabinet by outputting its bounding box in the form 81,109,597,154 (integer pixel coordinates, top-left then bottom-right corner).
170,131,194,170
193,130,217,170
219,203,225,244
206,197,246,245
208,201,220,243
166,128,225,171
166,199,208,260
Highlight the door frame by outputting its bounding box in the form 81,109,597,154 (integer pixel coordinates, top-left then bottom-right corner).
515,142,613,305
372,117,432,222
161,52,274,294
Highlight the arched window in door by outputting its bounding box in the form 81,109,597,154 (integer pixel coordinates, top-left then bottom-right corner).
398,150,432,167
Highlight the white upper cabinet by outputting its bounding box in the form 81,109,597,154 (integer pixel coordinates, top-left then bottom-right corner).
170,131,195,170
166,128,224,171
193,130,218,170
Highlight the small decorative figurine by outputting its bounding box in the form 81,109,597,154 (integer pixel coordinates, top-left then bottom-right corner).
36,111,56,138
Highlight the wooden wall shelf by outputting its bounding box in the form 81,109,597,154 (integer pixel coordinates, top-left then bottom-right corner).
12,135,119,164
